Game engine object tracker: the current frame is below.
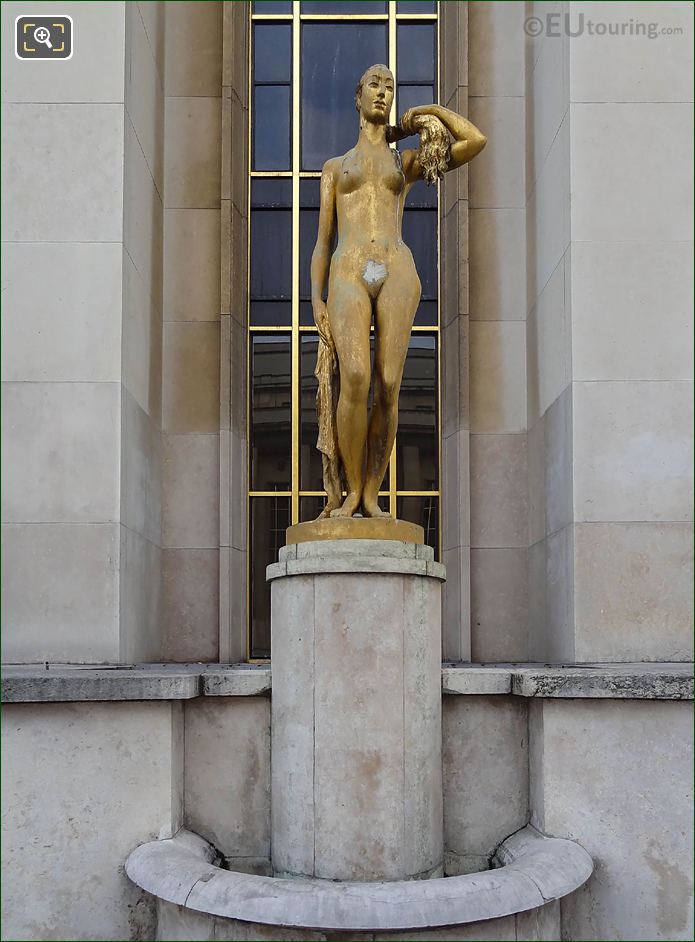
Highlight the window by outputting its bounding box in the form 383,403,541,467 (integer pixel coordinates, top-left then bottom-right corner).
248,0,439,658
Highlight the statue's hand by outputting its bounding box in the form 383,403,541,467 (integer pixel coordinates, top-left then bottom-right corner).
313,300,333,351
400,106,432,134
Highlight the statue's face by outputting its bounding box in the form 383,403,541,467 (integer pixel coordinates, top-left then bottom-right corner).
359,66,394,124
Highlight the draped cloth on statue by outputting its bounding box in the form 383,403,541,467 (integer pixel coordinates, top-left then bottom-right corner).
315,329,342,514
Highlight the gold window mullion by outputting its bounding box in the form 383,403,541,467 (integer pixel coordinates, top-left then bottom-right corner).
291,0,301,525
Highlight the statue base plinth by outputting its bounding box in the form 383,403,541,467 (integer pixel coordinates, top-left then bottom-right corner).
268,538,443,881
285,515,424,545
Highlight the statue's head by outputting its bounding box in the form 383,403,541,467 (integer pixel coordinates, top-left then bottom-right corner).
354,64,394,125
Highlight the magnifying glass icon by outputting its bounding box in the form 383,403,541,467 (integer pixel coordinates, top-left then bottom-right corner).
34,26,53,49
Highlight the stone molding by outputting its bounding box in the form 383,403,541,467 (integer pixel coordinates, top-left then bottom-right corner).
2,663,691,703
125,825,592,932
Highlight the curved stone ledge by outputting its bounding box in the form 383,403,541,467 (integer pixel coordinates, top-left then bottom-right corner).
125,826,592,932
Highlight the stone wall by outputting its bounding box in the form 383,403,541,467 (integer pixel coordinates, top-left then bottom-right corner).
565,0,693,661
2,674,691,941
443,695,528,874
525,0,694,662
1,700,183,940
1,1,165,663
530,697,694,939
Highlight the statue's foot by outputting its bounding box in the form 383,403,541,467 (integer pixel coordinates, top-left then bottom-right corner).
330,491,361,517
362,495,391,518
317,500,340,520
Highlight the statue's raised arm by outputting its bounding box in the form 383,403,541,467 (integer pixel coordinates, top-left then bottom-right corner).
310,65,486,524
397,104,487,185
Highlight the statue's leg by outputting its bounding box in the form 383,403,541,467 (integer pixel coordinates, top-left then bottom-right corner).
362,256,420,518
326,275,372,517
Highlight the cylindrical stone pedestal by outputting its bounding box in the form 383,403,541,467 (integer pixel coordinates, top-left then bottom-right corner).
267,539,445,882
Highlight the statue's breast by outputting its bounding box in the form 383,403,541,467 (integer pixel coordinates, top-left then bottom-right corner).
337,150,405,197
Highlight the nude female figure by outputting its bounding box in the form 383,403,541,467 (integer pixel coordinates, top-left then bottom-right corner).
311,64,486,519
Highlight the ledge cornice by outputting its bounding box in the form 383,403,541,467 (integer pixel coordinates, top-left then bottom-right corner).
2,662,691,703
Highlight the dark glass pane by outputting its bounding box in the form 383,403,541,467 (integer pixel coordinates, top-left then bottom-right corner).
397,495,438,557
300,335,323,491
253,24,292,83
397,335,437,491
300,178,322,208
251,178,292,208
300,495,328,523
250,301,292,326
253,1,292,13
414,299,438,326
253,85,291,170
397,0,436,11
302,1,387,12
250,496,290,659
250,335,292,490
300,208,319,300
402,208,437,299
407,177,437,208
396,84,434,148
250,209,292,298
300,300,315,326
301,23,387,170
397,24,435,83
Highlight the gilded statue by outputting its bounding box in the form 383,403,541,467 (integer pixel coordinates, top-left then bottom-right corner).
311,64,487,520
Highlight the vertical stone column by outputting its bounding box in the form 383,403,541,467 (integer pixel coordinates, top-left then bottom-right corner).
269,540,445,882
161,1,224,662
219,0,249,663
440,1,471,662
468,2,529,663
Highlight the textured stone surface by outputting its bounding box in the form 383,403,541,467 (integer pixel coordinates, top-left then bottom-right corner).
513,664,694,700
271,547,444,881
470,547,529,661
3,664,691,703
2,103,125,242
1,523,120,664
573,521,694,662
0,664,271,702
160,548,220,662
126,826,590,933
268,550,445,582
184,698,270,860
443,696,528,866
441,665,511,695
531,698,694,940
202,666,271,697
2,701,183,941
